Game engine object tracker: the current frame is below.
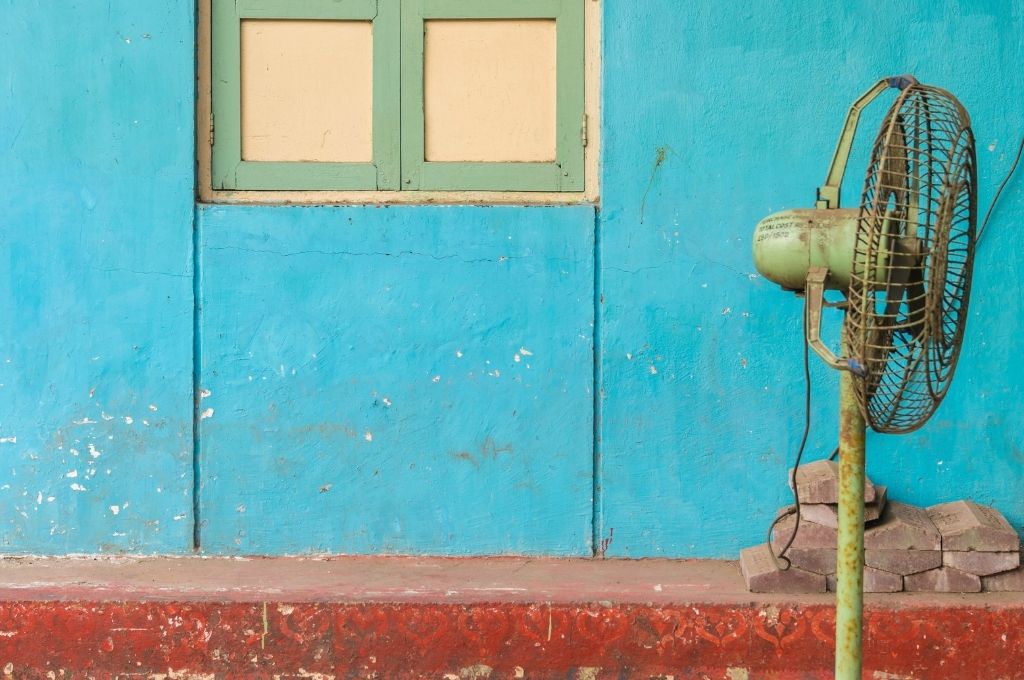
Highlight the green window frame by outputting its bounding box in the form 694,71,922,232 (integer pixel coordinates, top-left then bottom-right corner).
211,0,401,191
211,0,586,193
400,0,585,192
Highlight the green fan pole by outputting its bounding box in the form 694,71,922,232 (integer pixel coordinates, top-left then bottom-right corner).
835,353,867,680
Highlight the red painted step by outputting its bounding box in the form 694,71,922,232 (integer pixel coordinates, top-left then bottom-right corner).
0,556,1021,678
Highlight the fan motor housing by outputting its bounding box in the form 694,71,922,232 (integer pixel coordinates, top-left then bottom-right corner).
752,77,976,434
753,208,859,291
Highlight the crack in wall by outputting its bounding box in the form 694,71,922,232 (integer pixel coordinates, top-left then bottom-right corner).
205,245,525,265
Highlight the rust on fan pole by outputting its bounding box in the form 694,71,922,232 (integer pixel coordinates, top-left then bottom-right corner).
834,337,868,680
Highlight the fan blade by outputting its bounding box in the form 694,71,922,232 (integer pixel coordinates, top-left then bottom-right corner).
880,114,910,214
885,237,926,341
904,258,927,340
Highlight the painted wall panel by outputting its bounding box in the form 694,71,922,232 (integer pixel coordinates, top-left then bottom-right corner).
0,2,196,552
2,0,1022,558
424,19,558,163
240,19,374,163
598,0,1024,557
197,205,595,555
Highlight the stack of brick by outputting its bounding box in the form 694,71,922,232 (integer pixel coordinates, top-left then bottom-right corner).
740,461,1024,593
926,500,1022,592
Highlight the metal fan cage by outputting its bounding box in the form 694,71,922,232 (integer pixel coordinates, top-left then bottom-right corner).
847,85,977,434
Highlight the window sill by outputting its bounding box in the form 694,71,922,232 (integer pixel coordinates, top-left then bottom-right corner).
197,188,601,207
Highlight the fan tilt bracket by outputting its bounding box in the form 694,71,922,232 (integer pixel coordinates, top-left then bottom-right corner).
816,74,919,210
805,267,867,376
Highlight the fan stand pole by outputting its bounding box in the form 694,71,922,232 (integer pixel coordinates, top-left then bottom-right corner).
835,359,867,680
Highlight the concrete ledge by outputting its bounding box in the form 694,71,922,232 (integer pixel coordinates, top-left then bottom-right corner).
0,557,1021,678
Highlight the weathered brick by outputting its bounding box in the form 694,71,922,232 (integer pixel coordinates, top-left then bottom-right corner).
827,566,903,593
771,511,837,550
982,552,1024,592
798,504,838,528
927,501,1020,552
864,549,941,576
865,488,888,524
789,460,876,504
943,550,1020,576
863,502,941,551
784,548,836,575
904,566,981,593
798,485,888,528
740,544,827,593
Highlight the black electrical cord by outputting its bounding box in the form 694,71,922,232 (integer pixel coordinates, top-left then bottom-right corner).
765,135,1020,571
978,136,1024,244
766,308,813,571
812,137,1021,469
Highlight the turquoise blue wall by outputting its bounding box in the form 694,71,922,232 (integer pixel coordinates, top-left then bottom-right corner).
1,0,1021,556
597,1,1024,557
0,1,196,552
196,205,595,555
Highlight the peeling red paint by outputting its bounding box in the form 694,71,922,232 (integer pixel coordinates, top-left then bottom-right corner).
0,601,1020,678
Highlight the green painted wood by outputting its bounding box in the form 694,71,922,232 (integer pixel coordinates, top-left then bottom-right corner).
400,0,426,190
211,0,400,191
237,0,376,20
420,0,565,19
416,163,565,192
215,0,585,193
235,162,379,190
555,0,585,191
374,0,401,189
211,0,242,190
401,0,586,192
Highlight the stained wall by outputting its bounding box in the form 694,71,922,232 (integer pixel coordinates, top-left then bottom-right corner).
1,0,1022,556
597,0,1024,556
0,2,196,552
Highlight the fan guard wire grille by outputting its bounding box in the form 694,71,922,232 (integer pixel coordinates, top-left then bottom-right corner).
847,85,977,434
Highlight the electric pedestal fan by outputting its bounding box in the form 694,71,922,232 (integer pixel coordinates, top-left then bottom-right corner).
751,75,976,679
